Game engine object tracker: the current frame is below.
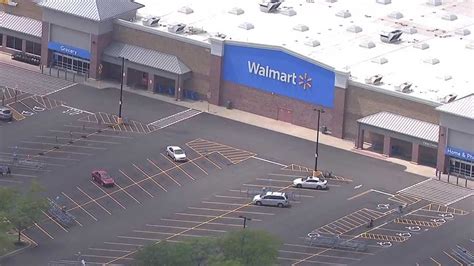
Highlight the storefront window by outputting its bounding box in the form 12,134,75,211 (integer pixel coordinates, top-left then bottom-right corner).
449,159,474,179
25,41,41,56
6,36,23,51
0,34,3,46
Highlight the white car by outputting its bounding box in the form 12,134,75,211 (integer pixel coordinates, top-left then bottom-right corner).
252,191,289,207
293,176,328,190
166,146,187,162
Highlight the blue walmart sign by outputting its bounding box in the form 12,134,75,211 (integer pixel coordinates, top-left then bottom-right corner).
222,44,335,107
446,146,474,162
48,41,91,60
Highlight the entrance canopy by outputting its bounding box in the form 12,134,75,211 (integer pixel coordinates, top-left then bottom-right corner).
102,42,190,75
357,112,439,146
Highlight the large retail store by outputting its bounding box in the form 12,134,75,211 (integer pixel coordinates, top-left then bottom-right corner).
1,0,472,178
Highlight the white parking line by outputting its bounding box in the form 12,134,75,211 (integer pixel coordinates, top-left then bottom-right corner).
252,156,287,167
43,83,77,97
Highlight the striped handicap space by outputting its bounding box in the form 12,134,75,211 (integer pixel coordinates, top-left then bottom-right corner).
317,208,386,235
186,138,256,164
398,179,473,206
394,218,443,227
147,109,202,130
78,112,152,134
388,193,420,206
421,203,469,215
359,232,407,242
281,164,311,172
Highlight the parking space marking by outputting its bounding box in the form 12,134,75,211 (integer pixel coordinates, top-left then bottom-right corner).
146,158,182,186
202,201,251,207
117,235,162,242
88,247,131,253
104,242,143,247
77,186,112,215
119,169,154,198
160,218,243,227
242,183,322,194
160,154,195,181
139,226,227,233
35,135,120,145
186,138,256,165
281,164,311,172
11,146,93,156
359,233,406,242
20,140,107,150
82,254,134,260
188,207,275,216
422,203,469,215
279,249,361,261
388,193,420,206
430,257,442,265
88,181,126,209
214,195,247,199
394,218,442,227
279,256,344,265
41,210,69,233
61,192,98,221
317,208,385,235
20,231,38,247
269,173,306,178
114,183,141,204
174,213,263,222
49,129,134,139
284,243,374,255
133,163,168,191
34,223,54,240
442,250,464,265
133,230,217,238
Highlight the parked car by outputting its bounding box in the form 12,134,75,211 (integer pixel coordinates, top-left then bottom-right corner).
0,107,13,122
166,146,187,162
292,176,328,190
252,191,289,207
91,170,115,187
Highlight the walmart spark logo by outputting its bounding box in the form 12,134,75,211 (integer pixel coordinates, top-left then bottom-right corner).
298,73,312,90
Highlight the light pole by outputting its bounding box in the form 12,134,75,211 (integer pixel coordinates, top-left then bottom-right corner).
314,108,325,174
239,215,252,229
118,56,126,124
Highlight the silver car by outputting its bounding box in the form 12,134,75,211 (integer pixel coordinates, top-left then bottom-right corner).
252,191,289,207
0,107,12,122
293,176,328,190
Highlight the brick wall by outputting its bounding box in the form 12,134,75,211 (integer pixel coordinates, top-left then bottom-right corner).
0,0,42,20
113,24,211,94
90,31,113,79
344,84,438,140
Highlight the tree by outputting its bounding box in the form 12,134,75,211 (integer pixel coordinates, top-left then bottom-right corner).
134,229,281,266
0,181,47,244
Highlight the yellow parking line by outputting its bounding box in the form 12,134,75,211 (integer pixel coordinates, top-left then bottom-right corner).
160,154,195,181
147,159,182,186
188,207,275,216
61,192,98,221
138,226,227,233
214,195,248,199
132,121,140,133
174,213,263,222
104,241,143,247
133,163,168,191
443,250,463,265
34,223,54,240
114,183,141,204
20,232,38,247
202,201,250,206
190,160,208,175
159,219,242,227
77,186,112,215
90,181,128,208
41,210,68,232
117,236,161,241
200,154,222,169
119,169,154,198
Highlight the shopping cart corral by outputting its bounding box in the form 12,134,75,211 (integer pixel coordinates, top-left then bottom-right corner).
305,232,368,252
47,198,76,227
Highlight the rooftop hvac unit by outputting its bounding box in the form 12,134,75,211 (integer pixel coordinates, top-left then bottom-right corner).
142,17,160,27
168,23,187,34
395,82,413,93
365,75,383,85
442,94,457,103
259,0,282,13
380,30,402,43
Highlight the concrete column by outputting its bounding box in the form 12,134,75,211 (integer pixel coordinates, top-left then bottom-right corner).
21,39,26,52
123,67,129,87
383,135,391,157
147,73,154,92
356,127,364,149
40,22,50,67
411,143,420,164
209,38,224,105
331,71,349,139
175,76,184,100
0,34,6,53
89,32,113,80
436,126,448,174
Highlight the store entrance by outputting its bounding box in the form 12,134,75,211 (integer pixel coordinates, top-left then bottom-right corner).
449,158,474,179
53,53,90,74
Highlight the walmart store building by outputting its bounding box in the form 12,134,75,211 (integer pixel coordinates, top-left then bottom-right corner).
1,0,472,179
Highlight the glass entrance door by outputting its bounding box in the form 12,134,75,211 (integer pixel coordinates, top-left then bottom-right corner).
449,158,474,179
53,53,90,74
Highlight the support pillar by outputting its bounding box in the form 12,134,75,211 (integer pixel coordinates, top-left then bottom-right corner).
356,127,364,149
21,39,26,52
175,75,183,100
209,38,224,105
411,143,420,164
436,126,448,174
0,34,6,53
383,135,391,157
147,73,154,92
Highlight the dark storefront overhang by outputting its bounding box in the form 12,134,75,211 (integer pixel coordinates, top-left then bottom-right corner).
357,112,439,148
102,42,191,80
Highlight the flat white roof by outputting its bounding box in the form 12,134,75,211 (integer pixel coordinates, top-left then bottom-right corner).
134,0,474,104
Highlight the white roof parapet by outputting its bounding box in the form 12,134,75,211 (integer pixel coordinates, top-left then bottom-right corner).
376,0,392,4
326,0,337,3
336,10,351,18
455,29,471,36
293,24,309,32
423,58,440,65
427,0,442,6
304,39,320,47
442,14,457,21
359,40,375,48
347,25,362,33
414,42,430,50
239,22,254,30
388,11,403,19
228,7,244,15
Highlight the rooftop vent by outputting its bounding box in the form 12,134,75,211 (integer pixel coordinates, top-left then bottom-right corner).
326,0,337,3
167,23,187,34
336,10,351,18
359,40,375,49
304,39,320,47
466,41,474,49
293,24,309,32
376,0,391,4
380,30,402,43
347,25,363,33
455,29,471,36
178,6,194,14
423,58,440,65
239,22,254,30
388,11,403,19
436,74,452,81
259,0,282,13
215,33,227,39
414,42,429,50
395,82,413,93
442,14,457,21
280,7,297,16
427,0,442,6
229,7,244,15
402,27,418,34
371,57,388,64
185,26,206,35
142,17,160,27
365,74,383,85
441,94,457,103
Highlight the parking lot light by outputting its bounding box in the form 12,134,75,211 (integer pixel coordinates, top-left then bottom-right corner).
118,56,128,125
313,108,325,173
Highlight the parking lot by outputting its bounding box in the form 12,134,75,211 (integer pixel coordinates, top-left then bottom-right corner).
1,83,472,266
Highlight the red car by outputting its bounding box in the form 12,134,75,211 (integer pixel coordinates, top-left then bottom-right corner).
91,170,115,187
